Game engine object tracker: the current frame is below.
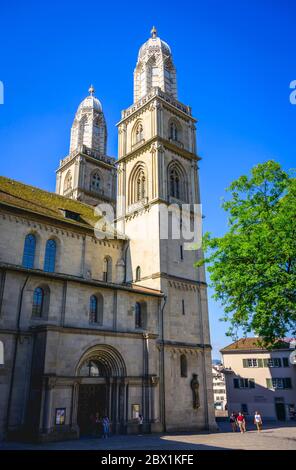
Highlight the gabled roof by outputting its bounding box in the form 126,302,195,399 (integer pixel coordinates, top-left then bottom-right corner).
0,176,126,240
220,337,291,353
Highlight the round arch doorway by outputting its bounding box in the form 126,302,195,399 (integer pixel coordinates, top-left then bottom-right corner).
76,345,127,436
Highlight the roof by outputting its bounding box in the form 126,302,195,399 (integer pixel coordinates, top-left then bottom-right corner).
220,337,292,353
0,176,102,230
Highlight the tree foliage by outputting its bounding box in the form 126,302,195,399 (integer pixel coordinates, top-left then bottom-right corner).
198,160,296,346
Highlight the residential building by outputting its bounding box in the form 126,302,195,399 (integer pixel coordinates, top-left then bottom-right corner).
221,338,296,421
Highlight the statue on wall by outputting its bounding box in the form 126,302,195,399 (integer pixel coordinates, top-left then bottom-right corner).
191,373,200,409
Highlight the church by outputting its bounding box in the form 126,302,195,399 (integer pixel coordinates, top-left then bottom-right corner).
0,27,216,441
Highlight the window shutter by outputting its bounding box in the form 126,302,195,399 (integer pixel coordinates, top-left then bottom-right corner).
263,359,269,367
249,379,255,388
233,378,239,389
284,378,292,389
258,359,263,368
266,378,272,389
283,358,289,367
243,359,249,368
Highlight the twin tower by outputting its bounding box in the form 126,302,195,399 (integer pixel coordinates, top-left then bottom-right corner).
55,28,214,429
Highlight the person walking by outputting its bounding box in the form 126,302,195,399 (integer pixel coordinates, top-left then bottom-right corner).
138,414,144,435
102,416,110,439
254,411,263,432
237,412,246,433
229,412,237,432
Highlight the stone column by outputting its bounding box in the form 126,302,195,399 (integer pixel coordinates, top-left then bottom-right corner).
42,377,56,433
71,380,80,427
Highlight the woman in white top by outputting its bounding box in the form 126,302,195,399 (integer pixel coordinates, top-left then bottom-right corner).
254,411,263,431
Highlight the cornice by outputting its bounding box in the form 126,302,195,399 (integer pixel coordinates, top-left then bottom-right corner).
117,136,200,165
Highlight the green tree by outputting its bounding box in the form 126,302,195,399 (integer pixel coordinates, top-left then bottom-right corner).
198,160,296,346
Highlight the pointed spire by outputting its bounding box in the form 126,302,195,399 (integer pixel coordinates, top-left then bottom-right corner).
88,84,95,96
151,26,157,39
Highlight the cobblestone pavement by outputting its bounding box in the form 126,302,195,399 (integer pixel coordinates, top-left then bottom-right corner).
1,422,296,450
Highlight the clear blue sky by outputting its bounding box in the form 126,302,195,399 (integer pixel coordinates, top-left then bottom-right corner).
0,0,295,358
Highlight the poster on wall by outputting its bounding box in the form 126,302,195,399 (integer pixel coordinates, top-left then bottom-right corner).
55,408,66,425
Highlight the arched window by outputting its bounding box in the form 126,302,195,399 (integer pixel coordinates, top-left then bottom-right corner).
180,354,187,377
170,168,180,199
136,171,146,201
136,266,141,282
89,294,104,325
135,301,147,329
22,234,36,269
91,172,101,193
0,341,4,365
44,239,56,272
89,295,97,323
134,123,144,144
135,302,142,329
103,257,112,282
63,171,72,194
32,287,44,317
170,122,178,141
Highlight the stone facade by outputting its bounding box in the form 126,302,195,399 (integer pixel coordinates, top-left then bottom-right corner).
0,28,216,442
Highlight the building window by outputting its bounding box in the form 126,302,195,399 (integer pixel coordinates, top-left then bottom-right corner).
91,172,101,193
44,239,57,272
168,162,187,202
135,123,144,144
63,171,72,193
89,295,97,323
266,378,292,389
135,302,142,329
0,340,4,365
32,287,44,317
170,168,180,199
136,171,146,201
135,302,147,329
180,354,188,377
283,357,289,367
180,245,184,260
22,234,36,269
182,299,185,315
233,378,255,389
103,257,112,282
241,404,249,414
170,122,178,141
264,358,282,368
136,266,141,282
129,162,148,206
89,294,103,324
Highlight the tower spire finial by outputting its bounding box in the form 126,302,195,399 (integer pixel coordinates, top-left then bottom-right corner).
88,84,95,96
151,26,157,38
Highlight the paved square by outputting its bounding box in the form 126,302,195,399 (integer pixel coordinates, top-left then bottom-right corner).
1,422,296,450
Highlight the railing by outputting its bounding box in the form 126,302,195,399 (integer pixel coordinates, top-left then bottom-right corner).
59,145,116,168
121,87,192,119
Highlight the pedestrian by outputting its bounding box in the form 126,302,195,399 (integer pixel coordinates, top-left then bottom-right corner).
229,412,237,432
237,412,246,433
102,416,110,439
138,414,144,435
254,411,263,432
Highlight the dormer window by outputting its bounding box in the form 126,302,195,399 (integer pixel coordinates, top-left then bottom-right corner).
60,209,80,221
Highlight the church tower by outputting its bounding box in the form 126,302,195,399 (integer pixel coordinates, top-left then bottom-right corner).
56,86,116,206
117,28,216,431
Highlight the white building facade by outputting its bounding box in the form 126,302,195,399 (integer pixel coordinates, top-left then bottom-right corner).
221,338,296,421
